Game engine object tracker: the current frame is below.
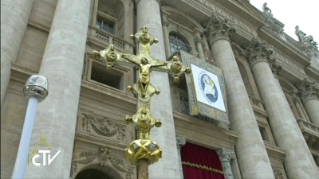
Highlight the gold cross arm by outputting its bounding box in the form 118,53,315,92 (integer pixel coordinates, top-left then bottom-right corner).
91,27,191,82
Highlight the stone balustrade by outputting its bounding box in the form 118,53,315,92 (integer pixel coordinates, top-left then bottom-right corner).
88,26,134,52
248,95,264,110
297,119,319,149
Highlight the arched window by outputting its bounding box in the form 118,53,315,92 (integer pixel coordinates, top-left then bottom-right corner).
169,33,191,54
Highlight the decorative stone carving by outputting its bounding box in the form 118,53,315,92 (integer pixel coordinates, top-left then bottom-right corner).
262,3,273,18
81,112,126,141
269,61,282,77
205,13,236,45
273,168,285,179
295,26,319,59
298,78,319,102
216,148,235,179
176,134,186,149
100,147,111,167
71,147,134,178
245,38,275,67
262,3,285,36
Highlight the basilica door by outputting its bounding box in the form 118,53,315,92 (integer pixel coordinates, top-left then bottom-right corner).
181,142,224,179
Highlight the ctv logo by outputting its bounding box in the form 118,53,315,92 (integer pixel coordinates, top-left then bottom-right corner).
28,135,61,166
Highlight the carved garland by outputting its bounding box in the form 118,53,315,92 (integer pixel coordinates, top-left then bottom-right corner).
71,147,134,178
81,112,126,141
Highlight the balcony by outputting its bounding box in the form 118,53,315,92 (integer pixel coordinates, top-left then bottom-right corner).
297,119,319,149
87,26,134,53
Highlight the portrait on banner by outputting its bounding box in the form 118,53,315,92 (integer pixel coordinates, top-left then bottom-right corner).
191,64,226,112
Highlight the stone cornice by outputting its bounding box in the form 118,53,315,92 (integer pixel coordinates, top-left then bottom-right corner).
298,78,319,102
205,13,236,45
173,111,238,149
258,27,311,68
245,37,275,68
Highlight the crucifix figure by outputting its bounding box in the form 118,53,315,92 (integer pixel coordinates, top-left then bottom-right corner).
92,26,191,179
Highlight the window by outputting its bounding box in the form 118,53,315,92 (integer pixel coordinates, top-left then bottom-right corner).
96,18,114,34
259,126,270,142
169,33,191,54
91,61,124,90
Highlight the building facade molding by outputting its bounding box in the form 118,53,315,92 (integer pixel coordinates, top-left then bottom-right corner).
245,37,275,68
205,13,236,45
216,148,235,179
298,78,319,103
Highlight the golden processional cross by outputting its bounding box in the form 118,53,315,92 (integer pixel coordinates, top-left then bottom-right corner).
92,26,191,179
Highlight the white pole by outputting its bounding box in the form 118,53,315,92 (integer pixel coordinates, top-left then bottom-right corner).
11,97,38,178
11,74,48,179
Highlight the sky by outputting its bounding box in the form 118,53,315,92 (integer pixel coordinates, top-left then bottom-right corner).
249,0,319,42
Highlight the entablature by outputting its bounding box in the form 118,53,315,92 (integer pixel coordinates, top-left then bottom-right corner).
173,111,238,150
297,119,319,150
258,27,311,68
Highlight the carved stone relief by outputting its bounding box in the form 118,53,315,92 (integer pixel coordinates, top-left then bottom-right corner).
298,78,319,103
245,37,275,67
273,168,285,179
205,13,236,44
79,111,126,141
71,146,135,179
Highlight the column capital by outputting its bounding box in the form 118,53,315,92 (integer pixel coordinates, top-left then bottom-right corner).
205,13,236,45
176,134,186,149
269,61,282,78
162,11,170,27
246,37,275,68
298,78,319,102
216,148,235,162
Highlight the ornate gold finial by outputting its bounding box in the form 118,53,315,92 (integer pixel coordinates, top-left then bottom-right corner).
92,26,191,178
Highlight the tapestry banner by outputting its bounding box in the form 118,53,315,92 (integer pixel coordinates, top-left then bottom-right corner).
180,50,229,125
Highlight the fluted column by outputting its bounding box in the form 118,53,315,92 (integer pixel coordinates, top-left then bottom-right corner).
136,0,182,178
162,11,171,58
216,148,235,179
23,0,90,178
176,134,186,179
246,38,319,178
1,0,35,105
298,79,319,126
206,14,274,178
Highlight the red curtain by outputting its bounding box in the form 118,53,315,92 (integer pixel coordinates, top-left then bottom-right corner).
181,142,224,179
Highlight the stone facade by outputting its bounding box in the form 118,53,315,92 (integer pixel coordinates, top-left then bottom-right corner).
1,0,319,178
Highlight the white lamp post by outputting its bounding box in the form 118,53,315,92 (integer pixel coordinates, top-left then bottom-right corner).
11,74,48,179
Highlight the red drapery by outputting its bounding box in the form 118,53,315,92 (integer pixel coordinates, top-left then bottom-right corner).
181,142,224,179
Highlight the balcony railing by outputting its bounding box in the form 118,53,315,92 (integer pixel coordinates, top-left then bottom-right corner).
87,26,134,53
297,119,319,149
248,95,265,110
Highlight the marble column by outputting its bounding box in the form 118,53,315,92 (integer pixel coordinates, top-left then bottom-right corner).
216,148,235,179
162,11,171,58
1,0,35,105
176,134,186,179
298,79,319,126
23,0,90,178
206,15,274,178
136,0,182,178
193,30,205,60
246,38,319,178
